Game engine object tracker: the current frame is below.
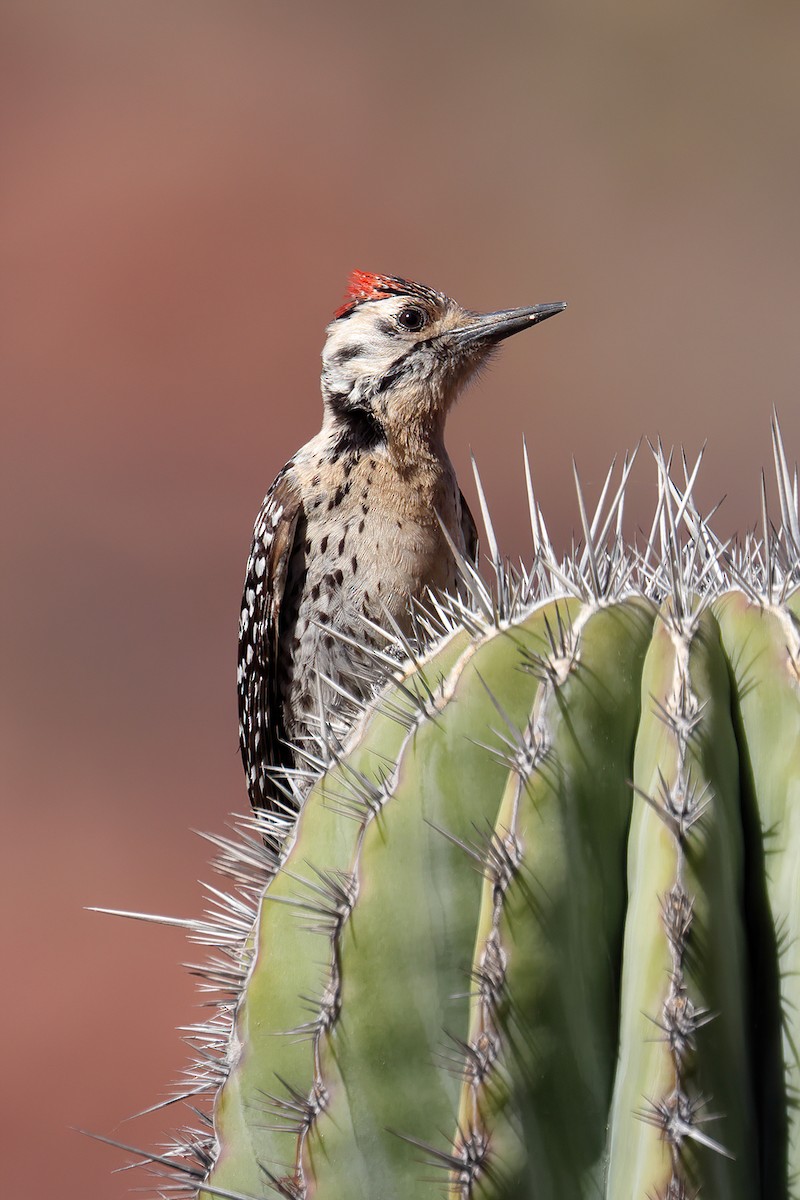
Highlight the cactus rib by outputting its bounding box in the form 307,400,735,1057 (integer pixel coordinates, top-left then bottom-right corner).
452,597,655,1198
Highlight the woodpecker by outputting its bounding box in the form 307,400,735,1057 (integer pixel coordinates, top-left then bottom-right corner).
238,271,566,812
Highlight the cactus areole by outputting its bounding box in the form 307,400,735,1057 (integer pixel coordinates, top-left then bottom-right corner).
104,422,800,1199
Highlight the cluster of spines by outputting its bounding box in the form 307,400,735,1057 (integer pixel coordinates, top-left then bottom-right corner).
635,448,760,1191
637,609,726,1191
434,456,633,1190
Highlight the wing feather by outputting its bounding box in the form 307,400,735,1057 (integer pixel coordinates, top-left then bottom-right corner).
237,465,304,811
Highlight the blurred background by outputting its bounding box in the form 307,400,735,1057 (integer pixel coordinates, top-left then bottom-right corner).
2,1,799,1195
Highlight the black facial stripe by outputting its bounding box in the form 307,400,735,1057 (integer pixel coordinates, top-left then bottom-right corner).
371,349,419,396
376,317,399,338
333,344,364,365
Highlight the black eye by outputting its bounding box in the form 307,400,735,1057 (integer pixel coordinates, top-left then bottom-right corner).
396,306,427,332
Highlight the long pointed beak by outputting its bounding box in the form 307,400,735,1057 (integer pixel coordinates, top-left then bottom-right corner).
447,301,567,347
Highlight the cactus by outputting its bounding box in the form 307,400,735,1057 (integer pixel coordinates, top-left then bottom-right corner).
102,421,800,1199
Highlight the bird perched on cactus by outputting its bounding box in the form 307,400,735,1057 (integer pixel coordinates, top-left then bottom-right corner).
237,271,566,812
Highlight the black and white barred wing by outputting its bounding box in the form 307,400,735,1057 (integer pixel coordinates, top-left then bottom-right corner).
237,467,303,811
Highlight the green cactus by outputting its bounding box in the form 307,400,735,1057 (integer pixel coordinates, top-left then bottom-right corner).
104,422,800,1200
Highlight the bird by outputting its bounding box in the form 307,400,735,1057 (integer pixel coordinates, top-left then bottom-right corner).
237,270,566,813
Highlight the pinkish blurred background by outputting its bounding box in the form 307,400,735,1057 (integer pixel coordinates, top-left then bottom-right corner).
2,2,800,1196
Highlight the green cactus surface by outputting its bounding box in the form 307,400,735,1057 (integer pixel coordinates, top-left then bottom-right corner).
105,424,800,1200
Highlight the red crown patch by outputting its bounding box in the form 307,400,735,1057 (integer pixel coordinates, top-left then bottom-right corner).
333,271,401,319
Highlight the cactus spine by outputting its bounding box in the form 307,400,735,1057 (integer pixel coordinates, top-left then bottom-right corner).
102,423,800,1200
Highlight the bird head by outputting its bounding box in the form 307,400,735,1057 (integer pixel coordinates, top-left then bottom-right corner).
320,271,566,456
